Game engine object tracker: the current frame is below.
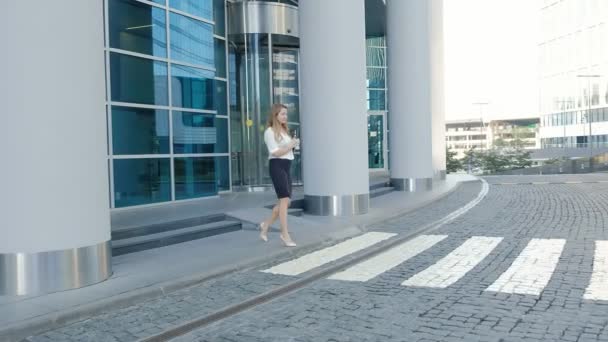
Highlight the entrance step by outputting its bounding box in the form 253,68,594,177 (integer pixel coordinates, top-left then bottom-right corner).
112,220,242,256
288,208,304,217
369,181,391,191
370,186,395,198
111,213,226,241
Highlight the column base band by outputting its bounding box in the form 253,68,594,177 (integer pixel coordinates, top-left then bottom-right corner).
0,241,112,296
391,177,433,192
304,193,369,216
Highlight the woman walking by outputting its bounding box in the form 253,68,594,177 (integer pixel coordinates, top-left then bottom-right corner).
259,103,299,247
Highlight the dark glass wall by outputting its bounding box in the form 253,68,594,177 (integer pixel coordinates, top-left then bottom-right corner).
106,0,229,208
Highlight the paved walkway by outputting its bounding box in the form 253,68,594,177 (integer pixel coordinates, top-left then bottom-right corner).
0,174,474,341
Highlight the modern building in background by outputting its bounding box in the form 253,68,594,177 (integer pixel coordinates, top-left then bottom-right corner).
489,118,540,149
445,119,489,158
1,0,445,296
446,118,540,159
539,0,608,150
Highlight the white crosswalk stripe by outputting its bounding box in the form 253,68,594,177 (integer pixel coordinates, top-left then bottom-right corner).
261,232,396,276
328,235,448,282
584,241,608,300
402,236,503,288
260,232,608,301
485,238,565,295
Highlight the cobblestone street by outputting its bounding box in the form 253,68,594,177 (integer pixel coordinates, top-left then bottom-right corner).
27,175,608,342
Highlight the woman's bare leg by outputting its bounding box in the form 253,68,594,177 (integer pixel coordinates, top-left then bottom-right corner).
278,197,293,240
262,204,279,228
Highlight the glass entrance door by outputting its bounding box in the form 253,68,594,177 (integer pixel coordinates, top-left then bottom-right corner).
229,33,300,189
272,47,302,184
368,114,386,170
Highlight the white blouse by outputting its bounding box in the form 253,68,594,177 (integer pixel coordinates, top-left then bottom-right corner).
264,127,294,160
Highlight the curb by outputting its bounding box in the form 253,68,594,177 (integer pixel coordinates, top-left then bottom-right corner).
491,180,608,185
2,179,474,342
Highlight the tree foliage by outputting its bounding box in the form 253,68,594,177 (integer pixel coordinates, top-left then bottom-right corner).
446,148,462,173
459,145,533,175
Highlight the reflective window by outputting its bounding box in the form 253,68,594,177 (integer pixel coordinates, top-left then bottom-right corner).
109,0,167,57
171,64,215,110
110,53,169,105
215,38,227,78
169,12,214,68
368,115,384,169
112,106,170,155
367,68,385,88
368,90,386,110
169,0,212,20
173,112,228,153
215,80,228,116
113,158,171,207
215,156,230,191
174,157,219,199
366,47,386,67
213,0,226,36
151,0,165,4
273,49,299,122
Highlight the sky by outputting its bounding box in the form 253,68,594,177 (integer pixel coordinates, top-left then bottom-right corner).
444,0,540,122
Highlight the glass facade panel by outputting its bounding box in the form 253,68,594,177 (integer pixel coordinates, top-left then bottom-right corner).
110,52,169,105
368,90,386,110
273,48,300,123
368,115,384,169
109,0,167,57
112,106,170,155
174,157,218,199
104,1,259,206
366,47,386,67
213,0,226,36
215,80,228,116
169,0,213,20
367,68,385,88
171,64,215,110
215,38,227,78
173,112,228,153
215,156,230,191
169,12,214,68
113,158,171,207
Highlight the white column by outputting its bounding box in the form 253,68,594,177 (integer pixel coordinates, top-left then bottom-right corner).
387,0,446,191
299,0,370,215
0,1,111,295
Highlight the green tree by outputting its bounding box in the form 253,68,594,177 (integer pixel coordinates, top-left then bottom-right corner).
463,148,482,173
479,149,510,174
446,147,462,173
510,148,533,169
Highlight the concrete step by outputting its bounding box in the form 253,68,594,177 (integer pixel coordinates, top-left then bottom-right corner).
288,208,304,217
111,213,226,241
112,220,242,256
369,181,391,191
261,206,304,217
370,186,395,198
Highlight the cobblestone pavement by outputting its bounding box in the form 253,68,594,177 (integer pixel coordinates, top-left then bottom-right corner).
172,176,608,342
26,180,480,342
30,175,608,342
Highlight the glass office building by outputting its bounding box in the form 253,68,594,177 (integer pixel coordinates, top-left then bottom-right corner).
106,0,230,208
105,0,390,208
1,0,446,295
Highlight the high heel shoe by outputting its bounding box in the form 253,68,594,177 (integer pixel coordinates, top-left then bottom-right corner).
259,222,269,242
280,234,297,247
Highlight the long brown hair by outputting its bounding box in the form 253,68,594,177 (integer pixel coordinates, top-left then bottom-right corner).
266,103,289,142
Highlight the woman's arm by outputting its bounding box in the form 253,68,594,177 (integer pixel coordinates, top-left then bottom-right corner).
270,141,297,157
264,129,297,157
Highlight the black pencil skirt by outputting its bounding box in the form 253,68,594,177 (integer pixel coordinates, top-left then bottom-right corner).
269,158,292,199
